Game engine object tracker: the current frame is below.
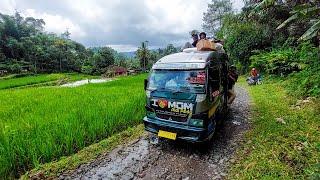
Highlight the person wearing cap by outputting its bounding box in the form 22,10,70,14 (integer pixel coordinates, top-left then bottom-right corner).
181,31,199,50
191,33,199,47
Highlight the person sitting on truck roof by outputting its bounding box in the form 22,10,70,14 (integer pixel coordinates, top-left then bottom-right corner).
191,32,199,47
227,65,238,105
210,38,225,53
181,31,199,50
199,32,207,40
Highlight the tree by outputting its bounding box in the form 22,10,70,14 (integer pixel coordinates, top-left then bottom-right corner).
255,0,320,43
126,58,140,69
276,3,320,42
91,47,116,74
0,12,47,73
162,44,178,56
224,19,270,71
136,41,150,71
99,47,115,67
202,0,233,35
61,29,71,39
147,51,159,69
0,12,122,75
114,53,128,67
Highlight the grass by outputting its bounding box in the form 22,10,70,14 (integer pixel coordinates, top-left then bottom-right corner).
0,74,147,178
22,124,145,179
0,73,98,90
229,78,320,179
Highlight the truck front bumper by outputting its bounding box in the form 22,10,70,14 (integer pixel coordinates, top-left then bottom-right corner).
143,116,214,143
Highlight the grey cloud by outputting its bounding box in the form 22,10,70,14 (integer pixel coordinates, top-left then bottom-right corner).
8,0,243,51
14,0,185,48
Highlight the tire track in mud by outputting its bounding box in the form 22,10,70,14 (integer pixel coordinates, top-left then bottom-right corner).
59,85,250,180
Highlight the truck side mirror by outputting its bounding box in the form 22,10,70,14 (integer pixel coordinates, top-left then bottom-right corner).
144,79,148,90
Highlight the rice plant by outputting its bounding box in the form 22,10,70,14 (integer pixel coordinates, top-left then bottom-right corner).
0,74,146,178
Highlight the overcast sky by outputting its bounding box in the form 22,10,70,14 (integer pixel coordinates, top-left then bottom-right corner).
1,0,244,52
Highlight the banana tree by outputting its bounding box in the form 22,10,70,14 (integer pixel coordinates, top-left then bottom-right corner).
255,0,320,42
277,4,320,41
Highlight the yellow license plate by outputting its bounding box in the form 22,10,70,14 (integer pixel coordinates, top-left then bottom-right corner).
158,130,177,140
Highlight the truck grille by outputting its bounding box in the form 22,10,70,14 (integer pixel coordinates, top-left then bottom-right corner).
156,113,188,122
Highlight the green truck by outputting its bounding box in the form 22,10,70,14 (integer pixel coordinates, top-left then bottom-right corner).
143,48,230,142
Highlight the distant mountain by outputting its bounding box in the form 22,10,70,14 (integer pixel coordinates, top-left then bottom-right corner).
88,47,136,58
120,51,136,58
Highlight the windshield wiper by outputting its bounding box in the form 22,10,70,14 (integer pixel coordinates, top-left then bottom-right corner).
171,86,189,94
180,86,191,90
151,87,171,92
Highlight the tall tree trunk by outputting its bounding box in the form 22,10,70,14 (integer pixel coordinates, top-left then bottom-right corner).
34,59,37,74
60,56,62,72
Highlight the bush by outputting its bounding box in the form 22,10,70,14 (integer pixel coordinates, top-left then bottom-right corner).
219,14,273,73
285,68,320,97
284,43,320,97
9,63,22,73
250,48,303,75
81,65,93,74
251,42,320,97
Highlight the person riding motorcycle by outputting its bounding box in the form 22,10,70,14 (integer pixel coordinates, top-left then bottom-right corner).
251,68,258,81
247,68,262,85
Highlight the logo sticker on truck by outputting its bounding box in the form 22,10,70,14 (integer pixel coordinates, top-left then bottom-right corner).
158,99,168,109
151,99,194,115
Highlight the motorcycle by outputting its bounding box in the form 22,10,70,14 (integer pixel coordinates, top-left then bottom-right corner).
247,75,262,85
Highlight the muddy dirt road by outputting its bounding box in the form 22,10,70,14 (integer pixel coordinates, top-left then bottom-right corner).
60,86,250,180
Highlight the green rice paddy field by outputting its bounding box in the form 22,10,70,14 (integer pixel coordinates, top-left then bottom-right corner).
0,74,146,178
0,73,96,90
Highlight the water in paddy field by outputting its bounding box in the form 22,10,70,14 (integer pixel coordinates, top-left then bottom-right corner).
60,79,113,87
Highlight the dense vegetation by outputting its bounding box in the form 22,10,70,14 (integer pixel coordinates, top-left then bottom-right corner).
0,74,146,178
0,12,179,75
202,0,320,179
204,0,320,97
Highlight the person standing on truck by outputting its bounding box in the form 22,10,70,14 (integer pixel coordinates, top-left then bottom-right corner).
191,32,199,47
182,31,199,50
228,65,238,105
199,32,207,40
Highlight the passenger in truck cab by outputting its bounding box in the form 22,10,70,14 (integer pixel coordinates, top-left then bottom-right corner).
228,65,238,105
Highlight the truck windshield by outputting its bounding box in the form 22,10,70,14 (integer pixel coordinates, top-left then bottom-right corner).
148,70,206,93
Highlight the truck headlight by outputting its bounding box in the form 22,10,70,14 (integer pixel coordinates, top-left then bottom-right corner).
146,90,151,98
189,119,203,127
147,111,155,118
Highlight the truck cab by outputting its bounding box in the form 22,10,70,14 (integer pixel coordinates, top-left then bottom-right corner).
143,48,229,142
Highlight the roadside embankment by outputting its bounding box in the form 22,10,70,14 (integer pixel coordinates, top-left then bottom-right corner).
228,78,320,179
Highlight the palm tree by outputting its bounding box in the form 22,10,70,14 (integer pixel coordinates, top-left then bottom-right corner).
136,41,150,72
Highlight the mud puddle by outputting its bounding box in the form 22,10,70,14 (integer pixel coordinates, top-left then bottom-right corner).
61,79,113,87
